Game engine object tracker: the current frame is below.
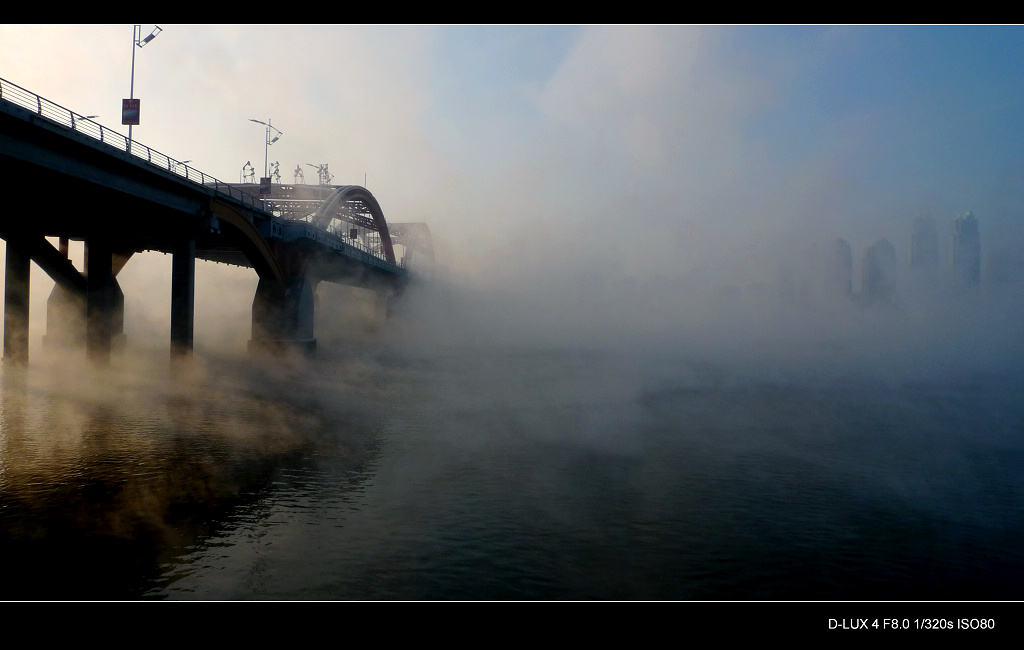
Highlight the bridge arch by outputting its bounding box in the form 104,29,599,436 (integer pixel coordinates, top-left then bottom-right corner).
388,222,434,269
311,185,395,264
211,198,287,286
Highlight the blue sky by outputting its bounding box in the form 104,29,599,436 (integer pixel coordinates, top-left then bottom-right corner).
2,25,1024,350
734,26,1024,216
3,26,1022,256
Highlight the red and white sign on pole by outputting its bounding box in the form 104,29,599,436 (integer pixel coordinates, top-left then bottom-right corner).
122,99,140,125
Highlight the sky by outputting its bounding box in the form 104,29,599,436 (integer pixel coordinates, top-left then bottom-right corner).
2,25,1024,359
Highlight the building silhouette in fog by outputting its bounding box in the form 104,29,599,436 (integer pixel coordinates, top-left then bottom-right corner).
862,238,897,303
952,211,980,285
825,237,853,298
910,214,939,268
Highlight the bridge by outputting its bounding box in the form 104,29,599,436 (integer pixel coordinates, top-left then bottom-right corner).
0,77,430,365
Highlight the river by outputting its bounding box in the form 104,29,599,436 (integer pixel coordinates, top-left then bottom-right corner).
2,325,1023,600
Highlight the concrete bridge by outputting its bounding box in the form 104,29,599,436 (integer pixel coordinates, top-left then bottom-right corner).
0,77,429,365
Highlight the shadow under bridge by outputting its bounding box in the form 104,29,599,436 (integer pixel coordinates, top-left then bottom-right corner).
0,77,411,365
223,182,412,355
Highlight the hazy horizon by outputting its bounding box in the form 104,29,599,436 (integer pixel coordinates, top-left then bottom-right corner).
4,27,1024,604
2,25,1024,377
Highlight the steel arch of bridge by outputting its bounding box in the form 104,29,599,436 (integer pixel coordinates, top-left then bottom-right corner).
310,185,395,264
0,76,414,366
387,222,434,268
232,183,398,266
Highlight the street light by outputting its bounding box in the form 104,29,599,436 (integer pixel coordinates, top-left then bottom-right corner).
139,26,161,47
73,115,99,131
249,118,283,180
126,24,162,150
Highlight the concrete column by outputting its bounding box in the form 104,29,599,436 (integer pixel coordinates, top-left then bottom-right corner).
374,290,392,322
251,277,284,342
44,284,85,347
170,237,195,359
249,275,318,354
45,244,126,350
3,238,31,364
85,238,114,364
288,275,317,343
45,281,124,349
45,236,83,347
112,279,125,347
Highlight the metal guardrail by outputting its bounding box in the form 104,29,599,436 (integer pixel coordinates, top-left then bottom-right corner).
0,76,404,270
0,76,273,214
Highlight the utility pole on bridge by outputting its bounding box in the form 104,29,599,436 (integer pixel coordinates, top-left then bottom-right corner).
124,25,162,151
249,119,282,180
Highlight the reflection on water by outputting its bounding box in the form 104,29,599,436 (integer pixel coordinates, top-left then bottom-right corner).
0,349,383,600
3,343,1024,600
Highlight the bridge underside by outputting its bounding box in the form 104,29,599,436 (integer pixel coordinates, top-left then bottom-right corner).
2,229,406,365
0,97,409,365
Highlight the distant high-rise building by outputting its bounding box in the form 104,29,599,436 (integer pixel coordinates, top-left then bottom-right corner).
952,211,980,285
824,237,853,298
910,214,939,268
862,238,897,303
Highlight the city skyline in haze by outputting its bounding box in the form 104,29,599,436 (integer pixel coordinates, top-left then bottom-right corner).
2,25,1024,354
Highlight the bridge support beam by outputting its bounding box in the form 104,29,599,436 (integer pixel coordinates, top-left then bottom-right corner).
3,238,31,365
44,284,85,347
44,277,125,350
85,238,115,365
43,241,128,352
249,275,318,355
374,290,394,322
44,236,81,347
170,237,195,359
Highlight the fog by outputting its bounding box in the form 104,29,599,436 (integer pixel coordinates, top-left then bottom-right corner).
2,25,1024,383
6,27,1024,601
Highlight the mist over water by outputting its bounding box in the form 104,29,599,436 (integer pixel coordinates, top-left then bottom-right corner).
5,166,1024,601
3,244,1023,600
3,24,1024,600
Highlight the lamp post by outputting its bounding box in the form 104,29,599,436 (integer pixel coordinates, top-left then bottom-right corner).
73,115,98,131
249,119,282,180
126,24,162,150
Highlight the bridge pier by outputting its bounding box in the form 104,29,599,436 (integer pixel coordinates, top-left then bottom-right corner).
170,237,195,359
44,283,86,347
249,275,318,355
44,241,127,351
85,238,115,364
3,238,31,364
44,237,80,347
375,289,398,321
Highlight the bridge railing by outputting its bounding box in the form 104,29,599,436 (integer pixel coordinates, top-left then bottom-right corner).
0,77,272,215
0,76,407,270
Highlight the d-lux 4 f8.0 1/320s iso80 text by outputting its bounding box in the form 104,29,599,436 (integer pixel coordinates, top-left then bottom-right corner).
829,619,995,630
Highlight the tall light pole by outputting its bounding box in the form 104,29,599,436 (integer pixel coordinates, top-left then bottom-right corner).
249,118,283,179
125,24,162,150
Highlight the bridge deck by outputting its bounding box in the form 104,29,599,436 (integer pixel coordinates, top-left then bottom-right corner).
0,76,417,363
0,84,406,289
